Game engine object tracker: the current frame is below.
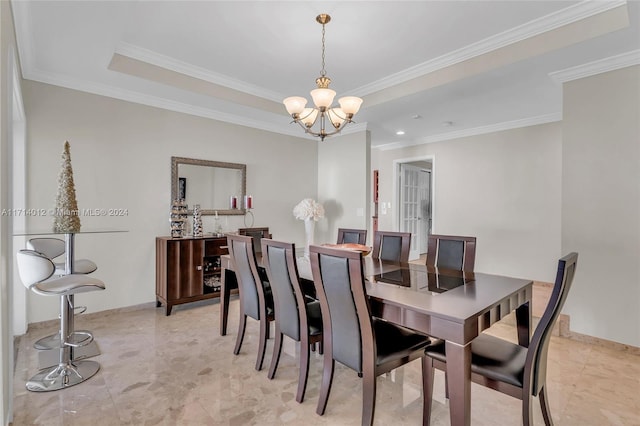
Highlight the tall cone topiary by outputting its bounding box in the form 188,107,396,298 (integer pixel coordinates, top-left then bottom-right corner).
53,141,81,232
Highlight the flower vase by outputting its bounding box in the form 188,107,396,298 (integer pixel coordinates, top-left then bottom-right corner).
304,218,315,258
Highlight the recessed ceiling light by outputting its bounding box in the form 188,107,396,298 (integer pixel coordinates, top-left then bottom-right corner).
396,130,405,136
412,114,422,120
442,121,454,127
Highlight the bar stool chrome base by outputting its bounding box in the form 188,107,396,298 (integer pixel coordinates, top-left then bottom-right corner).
26,360,100,392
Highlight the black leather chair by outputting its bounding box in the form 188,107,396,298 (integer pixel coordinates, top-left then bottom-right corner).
309,244,432,426
426,234,476,272
336,228,367,245
372,230,411,263
226,234,274,371
424,252,579,426
261,239,323,403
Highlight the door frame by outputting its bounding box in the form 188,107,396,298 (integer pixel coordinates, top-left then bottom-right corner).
392,155,436,259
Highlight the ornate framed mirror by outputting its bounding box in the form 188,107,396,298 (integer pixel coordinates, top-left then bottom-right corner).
171,156,246,215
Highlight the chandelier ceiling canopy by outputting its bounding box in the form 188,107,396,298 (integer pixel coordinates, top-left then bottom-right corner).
283,14,363,141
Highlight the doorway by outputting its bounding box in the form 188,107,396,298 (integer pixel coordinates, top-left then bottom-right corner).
398,160,433,260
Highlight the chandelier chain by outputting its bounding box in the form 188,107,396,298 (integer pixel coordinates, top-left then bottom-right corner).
320,22,326,77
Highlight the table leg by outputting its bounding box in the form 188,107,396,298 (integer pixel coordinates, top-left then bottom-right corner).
516,301,532,347
219,267,230,336
445,340,471,426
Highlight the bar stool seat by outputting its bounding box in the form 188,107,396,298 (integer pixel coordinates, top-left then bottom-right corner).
17,249,105,392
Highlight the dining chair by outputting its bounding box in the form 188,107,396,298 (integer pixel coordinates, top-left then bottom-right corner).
16,249,106,392
372,230,411,263
423,252,579,426
425,234,476,272
261,239,323,403
309,244,432,426
336,228,367,245
238,227,271,255
226,234,274,371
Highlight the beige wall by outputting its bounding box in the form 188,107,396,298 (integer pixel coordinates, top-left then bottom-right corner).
21,81,317,323
562,66,640,346
373,123,563,282
317,131,371,245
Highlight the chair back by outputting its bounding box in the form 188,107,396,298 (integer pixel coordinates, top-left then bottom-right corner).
27,238,65,259
310,245,372,373
16,249,55,288
238,227,271,255
226,234,265,320
526,252,578,395
372,231,411,262
337,228,367,245
261,239,306,341
426,234,476,271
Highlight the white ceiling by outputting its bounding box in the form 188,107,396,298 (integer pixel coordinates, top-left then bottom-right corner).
12,1,640,148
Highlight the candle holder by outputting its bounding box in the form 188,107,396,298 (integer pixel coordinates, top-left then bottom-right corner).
229,196,238,210
243,195,254,227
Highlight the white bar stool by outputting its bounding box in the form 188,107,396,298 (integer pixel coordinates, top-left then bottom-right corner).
16,249,105,392
27,238,97,350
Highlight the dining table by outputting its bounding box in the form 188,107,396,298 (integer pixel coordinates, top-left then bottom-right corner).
219,250,532,426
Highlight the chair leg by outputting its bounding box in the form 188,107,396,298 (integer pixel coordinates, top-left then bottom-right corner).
233,314,247,355
255,318,269,371
423,356,434,426
296,337,311,403
539,386,554,426
522,390,533,426
318,339,323,355
268,330,283,380
362,372,377,426
316,358,335,416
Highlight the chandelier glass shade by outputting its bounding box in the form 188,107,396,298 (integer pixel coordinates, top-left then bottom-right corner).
283,14,363,141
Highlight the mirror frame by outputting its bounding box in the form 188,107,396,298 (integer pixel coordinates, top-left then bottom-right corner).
171,156,246,215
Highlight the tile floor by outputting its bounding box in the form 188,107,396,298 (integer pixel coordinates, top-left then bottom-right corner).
12,299,640,425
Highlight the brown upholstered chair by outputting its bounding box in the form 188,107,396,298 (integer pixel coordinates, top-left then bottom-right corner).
372,230,411,263
426,234,476,272
261,239,323,403
424,252,579,426
226,234,274,371
238,227,271,255
309,244,432,426
336,228,367,245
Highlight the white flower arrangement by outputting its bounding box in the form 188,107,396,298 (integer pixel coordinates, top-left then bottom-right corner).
293,198,325,221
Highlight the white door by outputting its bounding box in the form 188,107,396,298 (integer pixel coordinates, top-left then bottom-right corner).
399,164,431,260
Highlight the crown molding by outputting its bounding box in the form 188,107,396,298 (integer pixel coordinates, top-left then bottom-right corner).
352,0,627,96
549,49,640,83
115,42,284,103
23,68,309,140
375,113,562,151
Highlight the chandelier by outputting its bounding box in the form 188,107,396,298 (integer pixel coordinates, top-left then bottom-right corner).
283,14,363,141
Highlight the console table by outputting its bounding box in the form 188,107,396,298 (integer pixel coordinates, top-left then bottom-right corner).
155,235,232,315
